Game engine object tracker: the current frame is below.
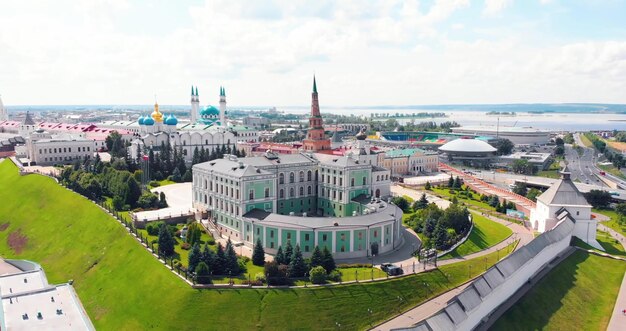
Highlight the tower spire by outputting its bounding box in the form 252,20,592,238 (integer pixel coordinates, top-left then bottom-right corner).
313,75,317,94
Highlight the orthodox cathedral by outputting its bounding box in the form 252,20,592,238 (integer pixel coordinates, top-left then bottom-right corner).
130,86,259,162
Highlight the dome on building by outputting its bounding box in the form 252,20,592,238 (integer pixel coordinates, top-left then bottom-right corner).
200,105,220,116
164,114,178,126
138,115,145,125
355,128,367,141
151,103,163,123
439,138,497,153
143,116,155,126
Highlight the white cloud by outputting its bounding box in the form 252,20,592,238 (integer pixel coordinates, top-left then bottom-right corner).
483,0,514,16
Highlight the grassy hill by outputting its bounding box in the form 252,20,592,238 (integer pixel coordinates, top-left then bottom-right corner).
492,250,625,330
0,160,513,330
440,213,512,259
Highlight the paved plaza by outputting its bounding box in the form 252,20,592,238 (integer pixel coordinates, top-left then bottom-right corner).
133,183,193,221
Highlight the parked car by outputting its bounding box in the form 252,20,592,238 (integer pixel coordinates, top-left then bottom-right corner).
387,266,404,276
380,263,393,272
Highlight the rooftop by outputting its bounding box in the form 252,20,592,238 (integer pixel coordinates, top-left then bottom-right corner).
384,148,436,158
438,138,497,153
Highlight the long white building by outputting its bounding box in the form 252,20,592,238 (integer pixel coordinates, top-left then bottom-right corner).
452,125,550,145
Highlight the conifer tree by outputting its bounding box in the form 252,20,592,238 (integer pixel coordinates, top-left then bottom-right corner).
214,242,226,275
284,241,293,265
158,223,175,257
201,242,215,271
252,238,265,266
288,245,307,277
321,246,336,272
188,243,201,273
225,239,240,275
275,246,285,265
310,246,323,268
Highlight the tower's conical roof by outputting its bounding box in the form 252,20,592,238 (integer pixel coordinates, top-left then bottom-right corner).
23,111,35,126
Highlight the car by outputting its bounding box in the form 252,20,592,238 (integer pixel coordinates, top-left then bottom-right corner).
386,266,404,276
380,263,393,272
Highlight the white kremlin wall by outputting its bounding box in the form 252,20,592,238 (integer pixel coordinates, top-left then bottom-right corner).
398,217,574,331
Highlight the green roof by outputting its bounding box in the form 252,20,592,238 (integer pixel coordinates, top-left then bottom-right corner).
385,148,435,158
313,76,317,93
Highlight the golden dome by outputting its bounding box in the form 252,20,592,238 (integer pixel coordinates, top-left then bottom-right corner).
151,102,163,123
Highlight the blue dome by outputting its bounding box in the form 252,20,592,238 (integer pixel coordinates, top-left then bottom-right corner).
143,116,155,126
165,114,178,126
200,105,220,116
138,116,145,125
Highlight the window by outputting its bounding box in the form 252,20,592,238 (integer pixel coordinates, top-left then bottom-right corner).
362,177,367,185
321,175,325,182
341,233,346,240
289,172,295,183
279,173,284,184
339,178,343,186
249,190,254,200
358,232,363,239
351,178,355,186
305,234,310,240
290,187,295,197
308,186,312,195
299,171,305,182
279,189,284,199
270,230,274,238
270,242,274,249
339,192,343,200
322,234,327,241
305,245,310,252
299,187,304,196
341,245,345,252
265,187,270,198
374,230,378,238
333,177,336,185
307,170,312,181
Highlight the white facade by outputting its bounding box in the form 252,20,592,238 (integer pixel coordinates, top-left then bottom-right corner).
452,126,550,145
0,95,7,121
529,169,600,248
28,134,94,165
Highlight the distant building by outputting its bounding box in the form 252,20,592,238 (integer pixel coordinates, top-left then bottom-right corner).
452,125,550,145
498,151,553,170
0,95,7,121
380,148,438,177
242,116,269,128
438,138,497,167
25,133,94,166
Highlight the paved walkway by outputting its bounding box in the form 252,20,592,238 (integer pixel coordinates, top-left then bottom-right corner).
134,183,194,221
599,223,626,331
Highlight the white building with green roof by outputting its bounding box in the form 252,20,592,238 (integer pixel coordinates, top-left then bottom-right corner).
192,150,401,258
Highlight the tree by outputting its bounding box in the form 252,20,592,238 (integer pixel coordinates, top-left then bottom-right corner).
195,262,211,284
424,181,431,190
159,192,168,208
224,239,239,275
125,177,142,207
492,138,514,156
158,223,175,258
171,167,182,182
252,239,265,266
288,245,307,277
186,223,202,246
453,176,462,189
264,261,288,285
275,246,286,265
214,243,226,275
391,196,410,212
440,204,471,235
309,266,327,284
105,131,126,158
188,243,201,274
447,175,454,188
284,241,293,265
201,242,215,271
555,137,564,146
512,182,528,196
321,246,336,272
527,188,541,202
310,246,323,268
432,223,448,250
616,203,626,224
584,190,612,209
554,145,565,156
412,193,429,210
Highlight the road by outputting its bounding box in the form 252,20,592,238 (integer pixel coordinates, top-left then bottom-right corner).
573,133,626,189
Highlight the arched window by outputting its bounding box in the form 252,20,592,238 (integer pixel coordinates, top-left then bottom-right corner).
289,172,295,183
299,171,305,182
299,187,304,196
307,170,312,181
279,189,284,199
289,187,295,197
307,186,312,194
279,173,285,184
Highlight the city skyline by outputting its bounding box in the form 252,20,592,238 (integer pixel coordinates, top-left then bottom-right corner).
1,0,626,106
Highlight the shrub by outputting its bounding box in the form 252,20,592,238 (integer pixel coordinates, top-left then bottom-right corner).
180,242,191,250
146,222,163,236
327,269,342,282
337,263,373,268
206,237,216,245
148,180,160,187
241,280,263,286
309,266,327,284
255,272,266,282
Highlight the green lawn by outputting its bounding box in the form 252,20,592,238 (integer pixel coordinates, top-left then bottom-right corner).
430,187,525,224
148,179,176,188
537,159,562,179
580,133,594,148
596,230,626,256
0,160,518,330
440,213,513,260
492,250,626,331
594,208,626,237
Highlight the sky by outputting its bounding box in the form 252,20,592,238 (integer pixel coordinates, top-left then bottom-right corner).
1,0,626,107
